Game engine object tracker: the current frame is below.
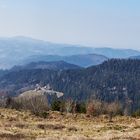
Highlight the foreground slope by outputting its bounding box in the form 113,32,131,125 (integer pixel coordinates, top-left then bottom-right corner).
0,108,139,140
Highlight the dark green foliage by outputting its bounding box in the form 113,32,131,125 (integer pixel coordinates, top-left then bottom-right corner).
41,111,49,118
75,102,86,113
132,110,140,117
51,100,62,111
5,97,22,110
0,59,140,113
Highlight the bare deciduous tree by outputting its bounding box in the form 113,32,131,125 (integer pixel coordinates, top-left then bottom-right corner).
9,95,49,117
107,101,122,122
65,99,73,113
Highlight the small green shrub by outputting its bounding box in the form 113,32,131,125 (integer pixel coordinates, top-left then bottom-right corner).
51,100,62,111
76,103,86,113
132,110,140,117
40,111,49,118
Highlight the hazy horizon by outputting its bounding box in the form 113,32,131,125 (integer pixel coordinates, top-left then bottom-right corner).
0,35,139,52
0,0,140,50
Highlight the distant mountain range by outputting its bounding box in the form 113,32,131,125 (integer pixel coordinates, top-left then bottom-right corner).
130,55,140,59
11,61,81,71
0,36,140,69
23,54,108,67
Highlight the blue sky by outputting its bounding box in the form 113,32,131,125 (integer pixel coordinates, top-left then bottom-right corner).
0,0,140,49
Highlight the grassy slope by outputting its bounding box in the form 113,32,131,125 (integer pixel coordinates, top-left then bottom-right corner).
0,108,139,140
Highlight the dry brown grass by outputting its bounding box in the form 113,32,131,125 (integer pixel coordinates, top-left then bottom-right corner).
0,108,139,140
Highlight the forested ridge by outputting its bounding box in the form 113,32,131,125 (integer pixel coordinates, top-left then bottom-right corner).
0,59,140,111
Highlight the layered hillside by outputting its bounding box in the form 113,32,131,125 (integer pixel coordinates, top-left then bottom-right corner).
11,61,81,71
130,55,140,59
23,54,108,67
0,36,139,68
0,59,139,111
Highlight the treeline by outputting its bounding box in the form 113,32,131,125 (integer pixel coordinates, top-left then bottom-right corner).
1,95,140,122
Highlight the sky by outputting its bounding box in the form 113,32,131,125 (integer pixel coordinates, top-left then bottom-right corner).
0,0,140,50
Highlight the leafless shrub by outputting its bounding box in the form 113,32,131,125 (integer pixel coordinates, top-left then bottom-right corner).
0,98,6,108
64,100,79,114
65,99,74,113
86,100,104,116
124,97,133,116
86,101,95,116
5,97,22,110
21,95,48,117
86,99,122,119
6,95,49,117
106,101,122,122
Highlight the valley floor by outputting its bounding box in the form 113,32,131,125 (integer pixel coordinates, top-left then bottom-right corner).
0,108,139,140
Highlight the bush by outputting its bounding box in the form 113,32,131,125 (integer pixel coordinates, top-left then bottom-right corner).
51,100,63,111
86,100,104,116
86,101,95,116
132,110,140,117
5,97,22,110
41,111,49,118
76,102,86,113
92,100,104,116
106,101,122,122
65,99,74,113
0,98,7,108
21,95,49,116
6,95,49,117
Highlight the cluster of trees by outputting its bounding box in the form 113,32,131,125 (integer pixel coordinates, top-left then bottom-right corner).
1,95,139,122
